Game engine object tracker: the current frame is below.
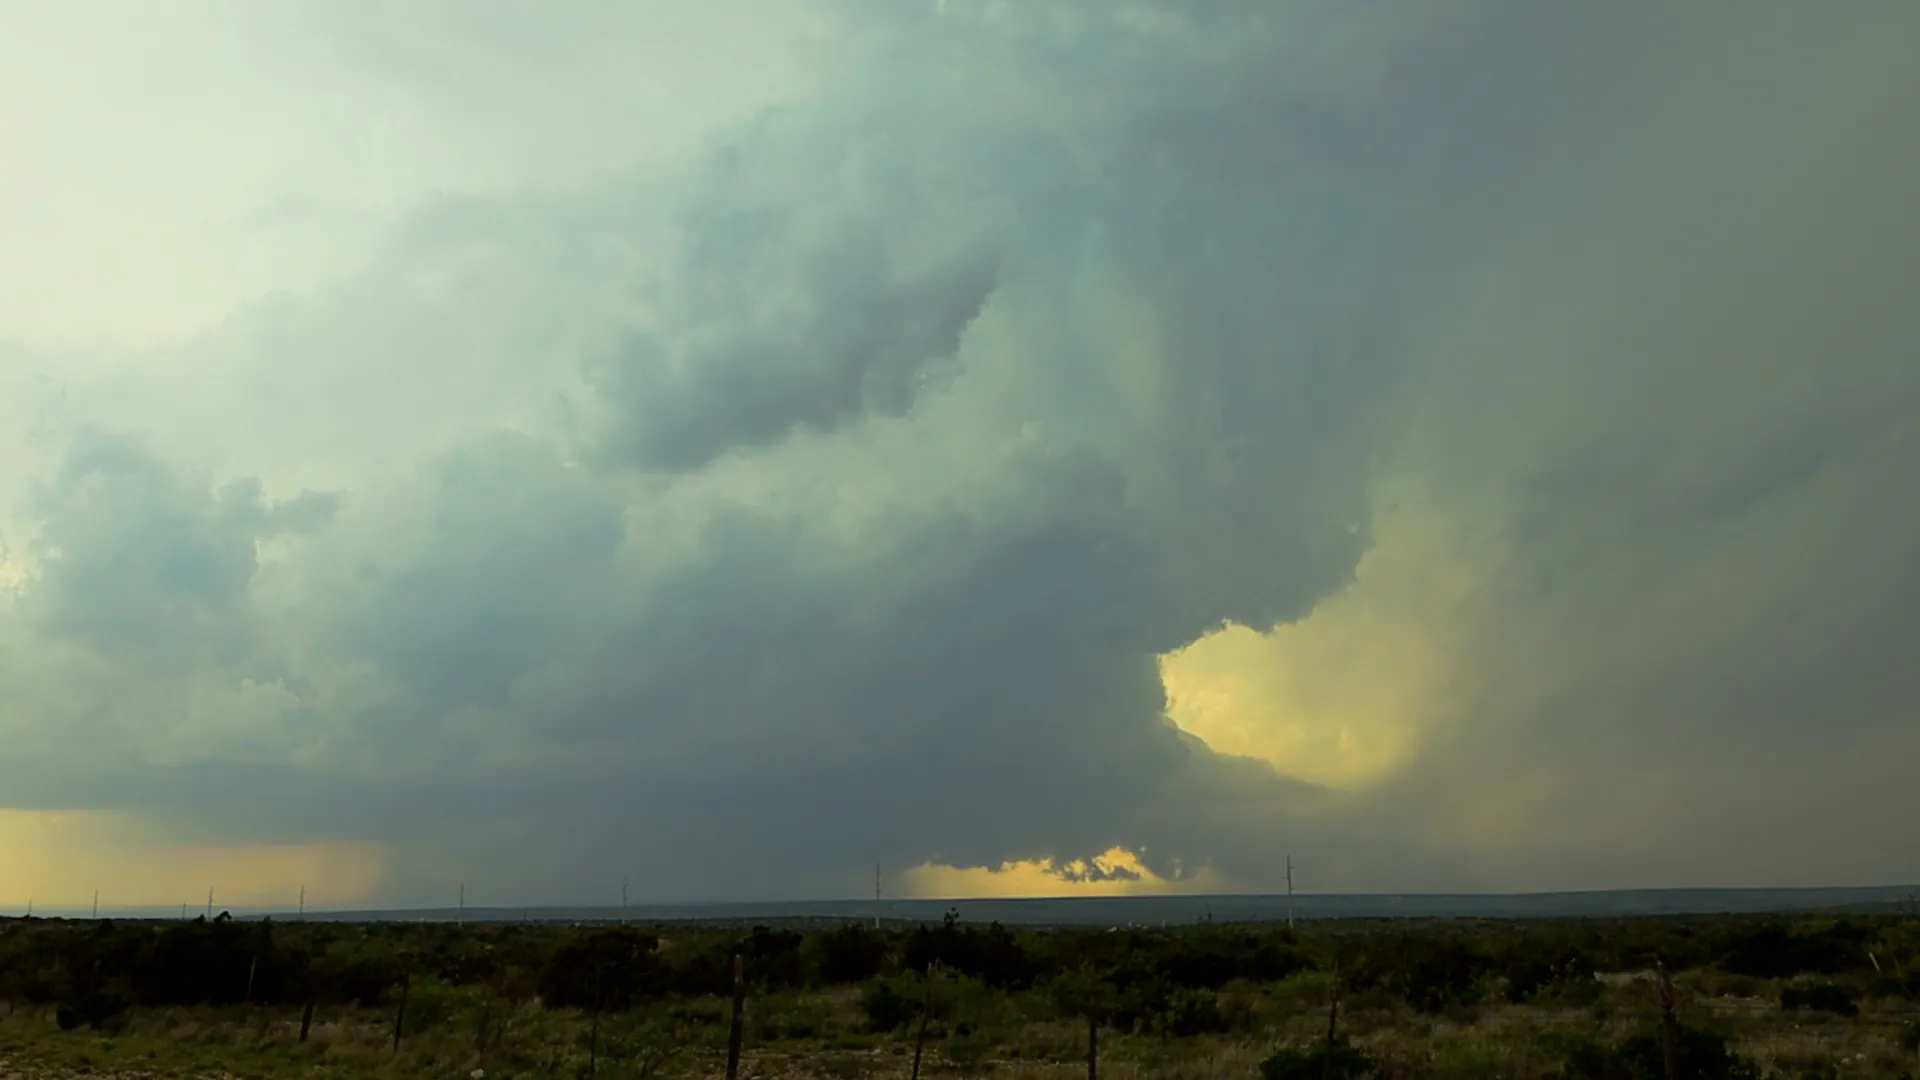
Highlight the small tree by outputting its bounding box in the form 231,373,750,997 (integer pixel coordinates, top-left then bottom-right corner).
537,929,659,1012
1045,964,1122,1080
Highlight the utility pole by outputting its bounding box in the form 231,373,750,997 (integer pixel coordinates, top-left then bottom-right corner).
1286,855,1295,930
207,887,214,920
298,885,306,920
92,889,99,920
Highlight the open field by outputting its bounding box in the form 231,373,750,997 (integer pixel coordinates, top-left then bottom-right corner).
60,884,1916,926
3,911,1919,1079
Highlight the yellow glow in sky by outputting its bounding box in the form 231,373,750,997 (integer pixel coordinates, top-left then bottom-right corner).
0,809,387,912
903,847,1234,899
0,551,24,593
1158,473,1498,789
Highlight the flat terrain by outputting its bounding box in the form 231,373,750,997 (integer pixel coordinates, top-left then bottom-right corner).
52,885,1920,926
3,910,1918,1078
243,885,1920,927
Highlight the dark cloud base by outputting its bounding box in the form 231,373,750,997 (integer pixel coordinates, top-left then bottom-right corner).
6,0,1920,905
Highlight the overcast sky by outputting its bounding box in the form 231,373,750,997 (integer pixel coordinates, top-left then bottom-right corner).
3,0,1918,911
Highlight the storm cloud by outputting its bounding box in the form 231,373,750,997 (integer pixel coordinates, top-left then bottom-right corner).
3,0,1918,907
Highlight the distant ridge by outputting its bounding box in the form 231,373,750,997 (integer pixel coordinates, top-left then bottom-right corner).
284,885,1920,926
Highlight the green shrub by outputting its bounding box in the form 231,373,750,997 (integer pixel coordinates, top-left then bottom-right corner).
1780,983,1859,1017
1261,1036,1373,1080
858,975,920,1032
1534,974,1605,1007
808,923,889,985
537,929,659,1011
1720,922,1867,980
399,975,469,1036
1268,969,1335,1013
1898,1022,1920,1054
1152,987,1230,1037
1549,1033,1626,1080
1429,1040,1510,1080
1344,985,1403,1014
817,1051,875,1080
1558,1024,1760,1080
1217,979,1263,1031
1507,949,1596,1003
944,1028,995,1073
55,989,130,1032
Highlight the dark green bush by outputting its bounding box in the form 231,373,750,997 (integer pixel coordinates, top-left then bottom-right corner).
536,929,659,1011
1508,949,1596,1003
901,915,1031,989
1152,987,1229,1038
808,923,888,985
1557,1033,1632,1080
55,989,130,1031
1781,983,1859,1017
1559,1025,1760,1080
858,975,920,1032
1260,1036,1374,1080
1720,922,1867,979
1533,973,1605,1007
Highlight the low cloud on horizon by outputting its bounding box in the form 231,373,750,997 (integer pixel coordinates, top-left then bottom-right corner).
3,0,1919,910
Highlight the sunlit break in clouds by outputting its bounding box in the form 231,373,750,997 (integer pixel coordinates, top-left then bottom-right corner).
3,1,1919,910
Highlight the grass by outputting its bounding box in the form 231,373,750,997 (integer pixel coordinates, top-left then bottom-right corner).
6,913,1920,1080
4,970,1920,1080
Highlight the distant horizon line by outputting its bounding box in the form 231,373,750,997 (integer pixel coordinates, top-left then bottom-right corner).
11,882,1917,920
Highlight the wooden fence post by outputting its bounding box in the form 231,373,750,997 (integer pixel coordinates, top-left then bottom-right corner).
392,970,410,1053
912,963,936,1080
1657,962,1679,1080
1087,1014,1098,1080
1329,960,1341,1043
724,954,745,1080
